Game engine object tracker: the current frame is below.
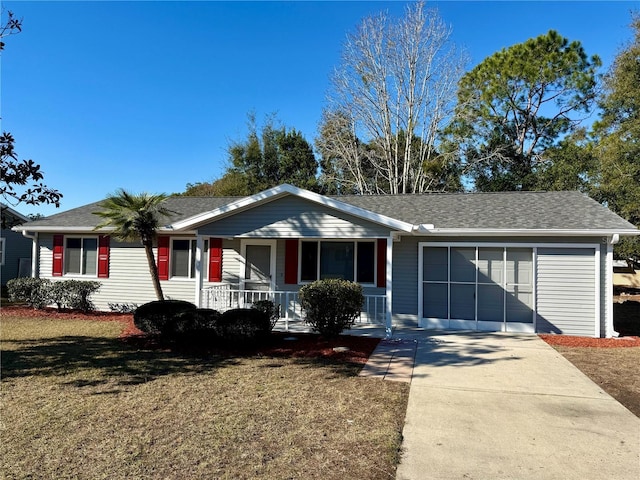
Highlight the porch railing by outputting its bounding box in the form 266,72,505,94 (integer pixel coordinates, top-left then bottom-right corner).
200,285,387,329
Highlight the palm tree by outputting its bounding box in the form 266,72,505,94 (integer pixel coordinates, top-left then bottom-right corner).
94,189,174,301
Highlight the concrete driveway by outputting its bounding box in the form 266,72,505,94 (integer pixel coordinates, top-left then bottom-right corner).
395,332,640,480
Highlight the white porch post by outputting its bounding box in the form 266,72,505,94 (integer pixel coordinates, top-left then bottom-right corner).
385,235,393,337
194,235,204,307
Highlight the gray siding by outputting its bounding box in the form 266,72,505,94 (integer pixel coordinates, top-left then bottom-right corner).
393,236,604,319
536,248,597,336
197,196,392,238
392,237,420,316
1,228,32,286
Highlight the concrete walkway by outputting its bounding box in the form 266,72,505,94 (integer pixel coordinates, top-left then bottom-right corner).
389,331,640,480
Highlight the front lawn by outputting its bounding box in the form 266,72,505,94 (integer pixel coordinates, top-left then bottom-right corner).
1,314,409,480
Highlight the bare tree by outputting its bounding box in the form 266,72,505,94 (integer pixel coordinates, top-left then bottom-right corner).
318,2,467,194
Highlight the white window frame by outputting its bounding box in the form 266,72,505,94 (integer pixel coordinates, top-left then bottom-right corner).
170,237,208,280
240,239,277,291
298,239,377,286
64,236,98,277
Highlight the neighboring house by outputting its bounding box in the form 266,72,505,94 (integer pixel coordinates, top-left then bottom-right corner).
12,184,640,337
1,203,33,287
613,259,640,292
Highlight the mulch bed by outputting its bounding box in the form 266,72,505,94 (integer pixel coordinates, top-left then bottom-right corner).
540,334,640,348
0,305,380,365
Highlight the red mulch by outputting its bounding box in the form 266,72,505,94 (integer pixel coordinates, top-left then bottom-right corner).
0,305,380,364
539,334,640,348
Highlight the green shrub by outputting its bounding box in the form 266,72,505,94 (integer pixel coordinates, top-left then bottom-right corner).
298,279,364,337
6,278,51,309
48,281,71,310
216,308,271,345
61,280,101,312
251,299,280,331
163,308,221,341
108,303,139,314
133,300,197,335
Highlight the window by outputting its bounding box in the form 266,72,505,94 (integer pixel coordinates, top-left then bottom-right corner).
65,237,97,275
170,238,208,279
300,240,376,284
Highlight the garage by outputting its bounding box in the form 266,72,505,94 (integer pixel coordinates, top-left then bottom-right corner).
418,243,599,335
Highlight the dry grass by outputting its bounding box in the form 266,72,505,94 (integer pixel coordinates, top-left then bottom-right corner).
552,345,640,418
1,316,409,480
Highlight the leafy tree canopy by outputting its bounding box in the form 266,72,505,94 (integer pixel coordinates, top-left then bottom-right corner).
183,114,320,196
94,190,174,301
591,14,640,260
448,30,601,191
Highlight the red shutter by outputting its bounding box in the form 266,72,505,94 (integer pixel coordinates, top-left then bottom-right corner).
52,234,64,276
157,236,170,281
209,238,223,282
97,235,110,278
377,239,387,288
284,239,299,284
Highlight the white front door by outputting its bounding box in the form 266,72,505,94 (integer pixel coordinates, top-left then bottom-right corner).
241,240,277,291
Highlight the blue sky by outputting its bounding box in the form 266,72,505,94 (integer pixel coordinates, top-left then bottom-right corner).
3,1,639,217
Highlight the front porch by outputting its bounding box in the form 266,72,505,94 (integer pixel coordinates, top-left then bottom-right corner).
200,285,389,331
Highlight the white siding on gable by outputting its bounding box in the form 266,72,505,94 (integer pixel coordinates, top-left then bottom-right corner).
197,196,392,238
536,248,598,337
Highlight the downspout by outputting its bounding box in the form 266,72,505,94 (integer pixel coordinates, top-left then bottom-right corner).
21,230,39,278
607,234,619,338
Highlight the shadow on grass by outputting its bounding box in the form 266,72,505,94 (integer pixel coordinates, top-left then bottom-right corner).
1,335,234,386
2,333,365,387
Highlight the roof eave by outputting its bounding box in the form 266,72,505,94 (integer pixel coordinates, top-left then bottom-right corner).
170,184,416,233
414,228,640,237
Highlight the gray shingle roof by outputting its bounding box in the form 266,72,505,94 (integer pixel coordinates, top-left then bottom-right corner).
336,191,638,231
15,190,638,233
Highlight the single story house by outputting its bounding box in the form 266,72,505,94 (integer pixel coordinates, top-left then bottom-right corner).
12,184,639,337
1,203,32,287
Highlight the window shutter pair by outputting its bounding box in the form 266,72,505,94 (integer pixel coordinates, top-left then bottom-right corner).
52,234,110,277
283,238,387,287
156,236,223,282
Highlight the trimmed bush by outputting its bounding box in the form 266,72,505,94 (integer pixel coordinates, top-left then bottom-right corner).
6,278,101,312
163,308,221,341
251,299,280,331
133,300,197,335
7,278,51,309
216,308,271,345
58,280,100,312
48,281,71,310
298,279,364,337
108,303,139,314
